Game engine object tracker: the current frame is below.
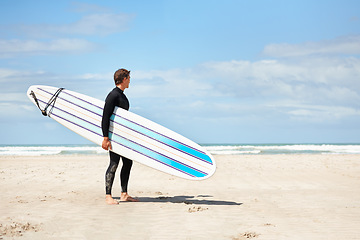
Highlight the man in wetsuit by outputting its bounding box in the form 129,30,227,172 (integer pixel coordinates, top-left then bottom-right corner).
101,68,138,204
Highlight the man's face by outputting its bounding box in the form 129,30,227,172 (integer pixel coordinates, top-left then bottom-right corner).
123,76,130,89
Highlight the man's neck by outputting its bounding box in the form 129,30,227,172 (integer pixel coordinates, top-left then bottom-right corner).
116,85,125,91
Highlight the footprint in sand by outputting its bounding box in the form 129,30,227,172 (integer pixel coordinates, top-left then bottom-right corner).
188,206,209,213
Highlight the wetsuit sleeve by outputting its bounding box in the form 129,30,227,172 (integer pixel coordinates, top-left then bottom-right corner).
101,93,116,138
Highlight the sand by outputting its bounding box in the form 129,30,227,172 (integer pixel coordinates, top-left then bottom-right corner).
0,154,359,240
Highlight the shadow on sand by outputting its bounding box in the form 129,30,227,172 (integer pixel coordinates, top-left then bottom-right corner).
135,195,242,206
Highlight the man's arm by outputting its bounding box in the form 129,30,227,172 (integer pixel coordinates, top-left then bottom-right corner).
101,94,116,150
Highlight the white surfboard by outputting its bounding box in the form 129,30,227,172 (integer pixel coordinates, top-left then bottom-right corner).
27,85,216,180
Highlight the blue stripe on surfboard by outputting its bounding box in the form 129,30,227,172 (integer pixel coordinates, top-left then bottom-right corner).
41,102,206,178
38,87,212,167
107,132,207,178
113,115,211,159
36,97,207,178
51,112,199,178
62,89,209,159
60,90,210,159
38,87,213,165
40,87,212,164
110,114,213,165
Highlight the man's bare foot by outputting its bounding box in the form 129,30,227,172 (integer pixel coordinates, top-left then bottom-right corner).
105,195,119,205
120,192,139,202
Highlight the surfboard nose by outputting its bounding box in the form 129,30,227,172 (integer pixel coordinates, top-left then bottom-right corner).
27,85,41,97
27,85,37,104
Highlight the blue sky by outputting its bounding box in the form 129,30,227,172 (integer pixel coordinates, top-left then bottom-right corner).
1,0,359,144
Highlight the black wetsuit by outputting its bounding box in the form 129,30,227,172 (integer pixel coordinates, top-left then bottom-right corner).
102,87,133,194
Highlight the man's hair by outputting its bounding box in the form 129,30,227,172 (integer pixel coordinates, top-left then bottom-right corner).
114,68,130,85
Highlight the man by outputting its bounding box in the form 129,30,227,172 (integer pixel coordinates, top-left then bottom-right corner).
101,68,138,204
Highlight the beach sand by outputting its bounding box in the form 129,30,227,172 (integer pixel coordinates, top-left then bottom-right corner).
0,154,359,239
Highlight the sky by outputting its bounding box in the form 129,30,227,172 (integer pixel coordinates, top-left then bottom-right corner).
0,0,360,145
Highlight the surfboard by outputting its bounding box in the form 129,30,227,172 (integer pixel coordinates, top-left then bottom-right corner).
27,85,216,180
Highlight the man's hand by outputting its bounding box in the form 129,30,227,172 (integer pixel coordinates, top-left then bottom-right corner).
102,137,112,151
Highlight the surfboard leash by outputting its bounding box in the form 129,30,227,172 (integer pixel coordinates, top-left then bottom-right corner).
29,88,65,117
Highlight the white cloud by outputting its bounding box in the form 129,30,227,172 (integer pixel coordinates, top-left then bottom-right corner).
0,68,49,85
16,13,134,38
78,72,112,80
0,7,135,57
55,13,134,36
263,35,360,57
283,104,360,122
201,56,360,104
131,69,214,98
127,50,360,123
0,39,96,57
0,93,28,102
1,34,360,125
0,68,19,80
69,2,111,13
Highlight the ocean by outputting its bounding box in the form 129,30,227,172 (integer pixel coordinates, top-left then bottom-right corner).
1,143,360,156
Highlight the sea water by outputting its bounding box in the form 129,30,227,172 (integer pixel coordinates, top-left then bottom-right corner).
202,143,360,155
0,144,105,156
1,143,360,156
